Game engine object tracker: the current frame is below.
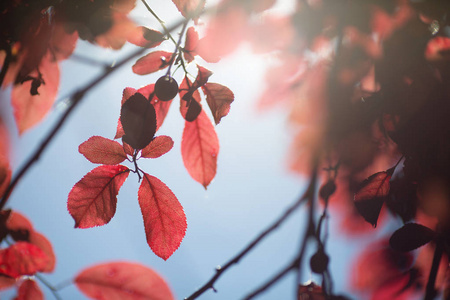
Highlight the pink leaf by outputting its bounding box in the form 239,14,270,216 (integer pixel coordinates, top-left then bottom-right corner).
171,0,206,18
15,279,43,300
49,23,78,61
181,110,219,188
184,27,199,63
79,136,127,165
12,51,59,134
202,82,234,124
75,261,174,300
132,51,172,75
0,242,49,278
138,173,187,260
141,136,174,158
127,26,164,48
68,165,130,228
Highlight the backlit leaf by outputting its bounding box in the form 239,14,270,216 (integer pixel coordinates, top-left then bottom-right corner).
75,261,174,300
138,84,173,131
132,51,172,75
141,136,174,159
15,279,43,300
354,169,393,227
79,136,127,165
28,232,56,273
181,110,219,188
68,165,130,228
0,242,49,278
195,65,213,87
389,223,435,252
180,77,202,122
202,82,234,125
127,26,164,48
138,173,187,260
49,22,78,61
184,27,199,63
171,0,206,18
0,275,15,290
12,51,59,134
120,93,157,150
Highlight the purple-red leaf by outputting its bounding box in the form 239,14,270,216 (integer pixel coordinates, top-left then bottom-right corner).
0,242,49,278
195,65,213,87
68,165,130,228
354,170,392,227
15,279,43,300
202,82,234,125
138,173,187,260
79,136,127,165
132,51,172,75
75,261,174,300
389,223,436,252
141,136,174,158
181,110,219,188
128,26,164,48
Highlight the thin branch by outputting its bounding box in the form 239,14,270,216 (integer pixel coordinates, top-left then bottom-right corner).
140,0,177,44
184,178,316,300
424,236,444,300
35,273,63,300
243,256,300,300
166,19,189,76
0,17,188,209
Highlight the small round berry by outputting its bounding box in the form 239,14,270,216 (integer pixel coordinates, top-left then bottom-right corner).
310,249,329,274
155,76,179,101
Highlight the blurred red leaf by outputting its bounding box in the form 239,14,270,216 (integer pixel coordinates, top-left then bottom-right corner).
15,279,43,300
138,173,187,260
389,223,435,252
354,169,393,227
28,232,56,273
49,23,78,61
0,275,15,290
0,157,11,200
68,165,130,228
79,136,127,165
12,51,59,134
132,51,172,75
75,261,174,300
181,110,219,188
6,211,33,232
127,26,164,48
172,0,205,18
202,82,234,125
0,242,49,278
184,27,199,63
141,136,174,159
298,282,325,300
95,14,137,50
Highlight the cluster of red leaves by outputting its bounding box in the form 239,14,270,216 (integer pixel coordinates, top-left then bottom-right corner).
0,0,139,134
0,210,55,299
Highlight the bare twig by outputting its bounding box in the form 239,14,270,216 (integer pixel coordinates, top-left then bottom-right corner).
424,236,444,300
184,174,316,300
0,44,12,87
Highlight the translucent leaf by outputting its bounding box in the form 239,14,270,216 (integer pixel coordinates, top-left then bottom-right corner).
202,82,234,125
79,136,127,165
68,165,130,228
15,279,43,300
75,261,174,300
181,110,219,188
138,173,187,260
132,51,172,75
141,136,174,159
0,242,49,278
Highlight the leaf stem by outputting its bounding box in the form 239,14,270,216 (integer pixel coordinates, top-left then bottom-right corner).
140,0,177,45
166,19,189,76
424,236,444,300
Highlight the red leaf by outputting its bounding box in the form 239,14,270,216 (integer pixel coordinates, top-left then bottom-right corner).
12,51,59,134
195,65,213,87
28,232,56,273
95,14,137,50
49,23,78,61
171,0,206,18
138,173,187,260
68,165,130,228
0,275,15,290
75,261,174,300
181,110,219,188
202,83,234,125
79,136,127,165
184,27,199,63
123,142,134,156
127,26,164,48
132,51,172,75
141,136,174,159
0,242,49,278
15,279,43,300
115,88,138,139
179,77,202,121
354,170,393,227
6,211,33,232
